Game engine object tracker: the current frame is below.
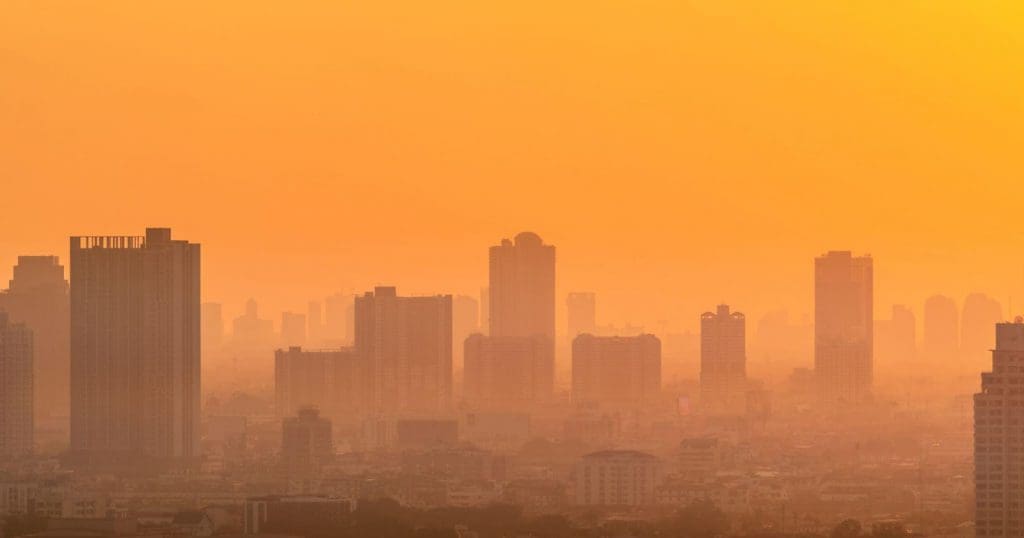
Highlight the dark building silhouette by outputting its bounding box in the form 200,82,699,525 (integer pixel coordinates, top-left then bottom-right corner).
0,312,33,456
488,232,555,340
275,346,364,422
700,305,747,415
566,292,597,339
354,286,452,414
962,293,1003,368
0,256,69,423
281,407,333,475
923,294,959,364
975,319,1024,537
874,304,916,364
814,251,873,404
201,302,224,351
70,228,200,460
572,334,661,408
463,333,554,409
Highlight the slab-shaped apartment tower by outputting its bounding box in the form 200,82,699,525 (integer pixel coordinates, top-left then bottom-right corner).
70,228,200,461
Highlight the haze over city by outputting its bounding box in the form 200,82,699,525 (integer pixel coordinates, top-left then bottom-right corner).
3,2,1024,538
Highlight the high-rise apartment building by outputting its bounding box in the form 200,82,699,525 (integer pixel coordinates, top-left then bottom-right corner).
488,232,555,340
700,305,746,415
0,313,33,456
354,287,452,415
567,292,597,339
463,334,553,409
572,334,661,408
975,320,1024,537
814,251,873,404
70,228,200,460
0,256,68,422
275,346,364,422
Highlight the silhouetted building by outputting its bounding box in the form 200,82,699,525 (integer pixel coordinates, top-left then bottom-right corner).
874,304,916,364
814,251,873,404
354,287,452,414
566,292,597,339
572,334,661,408
924,294,959,364
70,228,200,460
962,293,1003,367
488,232,555,340
974,319,1024,537
280,311,307,347
275,346,364,421
700,305,747,415
232,299,274,348
0,312,33,456
453,294,480,372
0,256,68,422
574,450,662,506
463,334,554,409
281,407,333,475
201,302,224,351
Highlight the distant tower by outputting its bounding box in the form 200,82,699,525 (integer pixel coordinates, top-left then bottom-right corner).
488,232,555,340
700,305,747,415
923,295,959,363
70,228,200,460
572,334,661,408
0,256,69,422
0,313,33,457
354,287,452,414
975,319,1024,537
814,251,873,404
962,293,1003,367
566,292,597,339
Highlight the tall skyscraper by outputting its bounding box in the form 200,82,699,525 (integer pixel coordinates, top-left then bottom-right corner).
488,232,555,340
70,228,200,460
463,334,553,409
201,302,224,351
962,293,1003,367
0,256,69,422
923,294,959,363
700,304,747,415
814,251,873,404
572,334,661,408
975,319,1024,537
354,287,452,415
566,292,597,339
0,313,33,457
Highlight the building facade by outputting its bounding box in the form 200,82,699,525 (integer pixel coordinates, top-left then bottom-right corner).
814,251,873,405
700,304,747,415
69,228,200,460
571,334,661,408
488,232,555,340
354,287,452,415
275,346,364,421
463,334,554,409
975,320,1024,537
574,450,662,506
0,313,33,456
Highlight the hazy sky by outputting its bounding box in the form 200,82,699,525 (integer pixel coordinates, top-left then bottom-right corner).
3,1,1024,330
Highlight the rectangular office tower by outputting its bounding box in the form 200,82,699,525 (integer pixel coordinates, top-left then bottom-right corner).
70,228,200,461
463,334,554,409
489,232,556,339
700,305,747,415
0,313,33,456
572,334,661,408
814,251,873,405
975,320,1024,537
354,287,452,415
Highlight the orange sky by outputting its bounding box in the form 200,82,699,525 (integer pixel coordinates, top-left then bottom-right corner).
3,1,1024,331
